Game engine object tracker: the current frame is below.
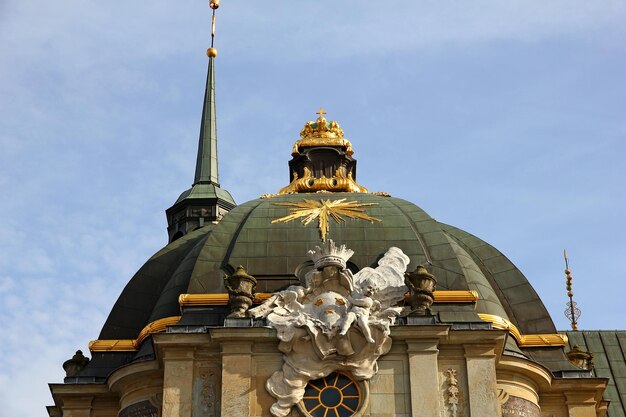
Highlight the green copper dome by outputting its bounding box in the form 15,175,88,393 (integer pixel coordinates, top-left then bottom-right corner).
99,192,556,341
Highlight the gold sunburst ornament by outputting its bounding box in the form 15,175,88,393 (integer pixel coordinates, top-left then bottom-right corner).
271,198,381,241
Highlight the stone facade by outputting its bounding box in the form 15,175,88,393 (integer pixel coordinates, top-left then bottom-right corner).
48,324,608,417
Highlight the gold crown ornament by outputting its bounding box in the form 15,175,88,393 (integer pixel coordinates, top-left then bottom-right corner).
291,108,354,156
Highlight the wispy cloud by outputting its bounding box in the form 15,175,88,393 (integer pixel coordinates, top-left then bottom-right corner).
0,1,624,416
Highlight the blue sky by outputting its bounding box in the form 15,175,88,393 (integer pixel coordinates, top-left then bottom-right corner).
1,1,625,416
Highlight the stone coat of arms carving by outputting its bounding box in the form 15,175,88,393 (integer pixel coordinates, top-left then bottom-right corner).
250,240,410,417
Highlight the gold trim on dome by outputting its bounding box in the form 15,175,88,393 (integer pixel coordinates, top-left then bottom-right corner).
88,339,136,352
88,316,181,352
278,167,368,194
433,290,478,303
291,108,354,157
180,293,228,306
179,291,478,308
477,313,568,347
179,293,272,307
271,198,381,242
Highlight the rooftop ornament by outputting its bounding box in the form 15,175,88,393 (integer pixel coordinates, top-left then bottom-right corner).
405,264,438,315
566,344,594,371
277,109,369,194
62,350,90,377
563,249,581,331
291,108,354,156
224,266,257,318
207,0,219,57
271,198,381,242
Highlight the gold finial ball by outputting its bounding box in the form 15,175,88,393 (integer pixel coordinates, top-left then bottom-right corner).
210,0,220,9
565,268,571,274
567,291,574,297
207,47,218,58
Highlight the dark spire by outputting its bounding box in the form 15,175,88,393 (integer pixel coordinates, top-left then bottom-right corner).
194,55,220,185
165,1,235,243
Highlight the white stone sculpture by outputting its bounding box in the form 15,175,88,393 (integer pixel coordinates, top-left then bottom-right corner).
249,240,410,417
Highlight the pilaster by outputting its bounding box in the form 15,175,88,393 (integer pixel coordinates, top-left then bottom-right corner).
565,391,600,417
161,348,195,417
464,344,499,417
539,394,568,417
219,341,253,417
406,339,442,417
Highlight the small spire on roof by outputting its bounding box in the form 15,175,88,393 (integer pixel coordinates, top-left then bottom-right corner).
165,0,235,242
563,249,581,331
195,0,222,185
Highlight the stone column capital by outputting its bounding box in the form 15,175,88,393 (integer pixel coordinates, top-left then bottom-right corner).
406,338,440,353
161,347,196,361
61,396,94,409
219,340,253,355
61,396,94,417
464,343,497,358
564,390,598,405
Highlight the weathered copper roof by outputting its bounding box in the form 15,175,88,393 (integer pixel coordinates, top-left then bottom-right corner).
100,193,556,341
565,331,626,417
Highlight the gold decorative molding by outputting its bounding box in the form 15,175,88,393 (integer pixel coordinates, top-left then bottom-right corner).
88,316,181,352
88,339,136,352
271,198,381,241
179,293,273,307
89,298,564,352
477,313,568,347
179,290,478,309
278,167,368,194
180,293,228,306
433,290,478,303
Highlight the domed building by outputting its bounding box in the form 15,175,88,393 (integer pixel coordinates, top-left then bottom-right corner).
47,8,624,417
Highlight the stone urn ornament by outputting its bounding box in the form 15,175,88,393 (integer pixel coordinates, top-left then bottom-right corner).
63,350,90,377
566,345,594,370
224,265,257,318
405,264,437,315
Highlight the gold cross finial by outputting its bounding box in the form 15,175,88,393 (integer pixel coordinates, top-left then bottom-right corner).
316,107,327,118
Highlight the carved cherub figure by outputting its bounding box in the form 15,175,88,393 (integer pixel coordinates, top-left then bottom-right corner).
339,286,379,343
253,242,412,417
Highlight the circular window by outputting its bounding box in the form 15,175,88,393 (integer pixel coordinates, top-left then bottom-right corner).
300,372,364,417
